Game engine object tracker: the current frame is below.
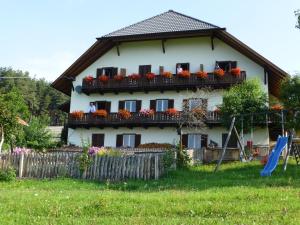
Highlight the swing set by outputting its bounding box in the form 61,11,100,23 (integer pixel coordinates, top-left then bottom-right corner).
214,109,293,172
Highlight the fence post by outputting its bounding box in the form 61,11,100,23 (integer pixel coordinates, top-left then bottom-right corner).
19,154,24,178
154,154,159,180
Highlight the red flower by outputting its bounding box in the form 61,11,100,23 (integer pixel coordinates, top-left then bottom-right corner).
114,74,124,81
214,69,225,77
70,111,84,119
196,71,208,79
92,110,108,118
98,75,109,83
84,75,94,82
230,67,241,76
162,71,172,78
118,109,131,119
165,108,178,116
128,73,141,80
146,72,156,80
178,70,191,78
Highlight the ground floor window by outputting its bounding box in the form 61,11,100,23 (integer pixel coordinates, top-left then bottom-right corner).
188,134,202,149
123,134,135,148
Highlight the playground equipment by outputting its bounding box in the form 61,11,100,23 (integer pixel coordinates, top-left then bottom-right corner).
214,110,287,172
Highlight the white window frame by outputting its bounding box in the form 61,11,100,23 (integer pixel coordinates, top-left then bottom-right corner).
123,134,135,148
156,99,168,112
188,134,202,149
124,100,137,112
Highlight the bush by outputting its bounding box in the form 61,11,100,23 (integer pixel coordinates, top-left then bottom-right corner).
0,167,16,182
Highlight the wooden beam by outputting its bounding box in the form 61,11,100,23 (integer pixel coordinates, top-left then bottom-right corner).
161,39,166,53
116,43,120,56
210,35,214,50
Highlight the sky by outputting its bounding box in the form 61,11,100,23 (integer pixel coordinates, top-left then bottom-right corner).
0,0,299,82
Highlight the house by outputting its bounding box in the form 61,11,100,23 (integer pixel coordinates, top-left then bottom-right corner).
52,10,287,150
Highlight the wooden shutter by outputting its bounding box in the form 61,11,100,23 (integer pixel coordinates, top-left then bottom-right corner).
92,134,104,147
116,135,123,147
105,102,111,113
96,68,104,78
201,134,208,148
150,100,156,111
168,99,174,108
182,134,188,149
159,66,164,75
136,100,142,112
135,134,141,147
113,67,118,76
118,101,125,110
120,68,126,76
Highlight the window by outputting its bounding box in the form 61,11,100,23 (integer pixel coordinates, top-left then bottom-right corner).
189,99,203,111
156,99,168,112
124,100,137,112
92,134,104,147
222,133,238,148
188,134,202,149
216,61,237,72
139,65,151,76
176,63,189,74
123,134,135,148
96,67,118,78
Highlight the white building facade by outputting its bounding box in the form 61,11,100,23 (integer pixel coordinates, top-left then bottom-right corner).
52,10,286,150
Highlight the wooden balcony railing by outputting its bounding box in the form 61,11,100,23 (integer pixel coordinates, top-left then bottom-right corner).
81,72,246,94
68,111,221,128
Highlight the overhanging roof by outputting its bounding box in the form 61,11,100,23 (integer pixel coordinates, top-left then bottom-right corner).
51,10,287,97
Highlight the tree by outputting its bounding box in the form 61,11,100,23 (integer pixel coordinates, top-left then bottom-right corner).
220,79,268,132
0,89,29,152
280,75,300,130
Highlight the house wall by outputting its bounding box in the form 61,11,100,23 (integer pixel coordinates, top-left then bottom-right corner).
68,36,269,147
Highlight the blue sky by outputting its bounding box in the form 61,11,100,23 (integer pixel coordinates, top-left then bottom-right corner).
0,0,299,81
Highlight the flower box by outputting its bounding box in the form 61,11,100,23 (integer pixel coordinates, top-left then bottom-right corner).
230,67,241,76
196,71,208,79
162,71,172,79
128,73,141,80
214,69,225,77
118,109,131,119
165,108,178,116
84,75,94,83
178,70,191,78
140,109,155,117
146,72,156,81
92,109,108,118
271,104,283,111
98,75,109,83
70,111,84,119
114,74,124,81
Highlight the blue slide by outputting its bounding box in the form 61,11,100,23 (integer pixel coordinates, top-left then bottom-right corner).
260,136,288,177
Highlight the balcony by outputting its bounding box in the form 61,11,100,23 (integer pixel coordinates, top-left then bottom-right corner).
68,111,221,129
81,72,246,95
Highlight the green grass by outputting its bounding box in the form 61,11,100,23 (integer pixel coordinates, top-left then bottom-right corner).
1,160,300,225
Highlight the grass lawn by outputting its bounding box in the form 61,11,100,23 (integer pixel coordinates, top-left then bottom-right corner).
0,160,300,225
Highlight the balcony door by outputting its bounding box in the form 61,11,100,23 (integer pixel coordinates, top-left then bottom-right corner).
152,99,174,112
96,101,111,113
119,100,141,113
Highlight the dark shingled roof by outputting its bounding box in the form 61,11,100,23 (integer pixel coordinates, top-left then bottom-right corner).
101,10,220,38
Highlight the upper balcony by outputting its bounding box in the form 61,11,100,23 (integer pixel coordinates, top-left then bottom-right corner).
68,111,221,129
81,72,246,95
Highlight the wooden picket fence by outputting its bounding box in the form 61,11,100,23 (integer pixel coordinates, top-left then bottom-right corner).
0,152,166,181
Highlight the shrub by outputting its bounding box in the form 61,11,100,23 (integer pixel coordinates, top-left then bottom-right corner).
230,67,241,76
271,104,283,111
176,143,191,169
128,73,141,80
163,148,176,170
84,75,94,82
0,167,16,182
178,70,191,78
13,147,31,154
118,109,131,119
165,108,178,116
98,75,109,83
162,71,172,78
139,109,154,117
114,74,124,81
146,73,156,80
70,111,84,119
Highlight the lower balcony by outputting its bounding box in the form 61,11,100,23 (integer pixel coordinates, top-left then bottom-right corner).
68,111,221,129
81,72,246,95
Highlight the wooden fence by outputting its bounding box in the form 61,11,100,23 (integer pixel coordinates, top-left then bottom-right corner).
0,152,165,181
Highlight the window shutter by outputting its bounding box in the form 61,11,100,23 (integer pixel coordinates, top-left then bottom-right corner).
105,102,111,113
113,67,118,76
150,100,156,111
186,63,190,71
116,135,123,147
201,134,208,148
182,134,188,149
118,101,125,110
135,134,141,147
168,99,174,108
136,100,142,112
120,68,126,76
96,68,104,78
